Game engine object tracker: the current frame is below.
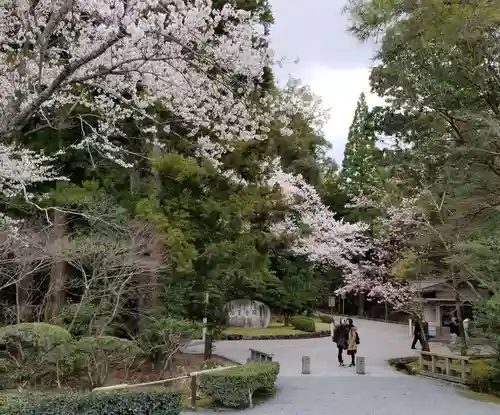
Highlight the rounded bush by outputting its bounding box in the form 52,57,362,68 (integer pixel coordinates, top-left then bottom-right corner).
69,336,143,388
0,323,72,387
319,315,334,324
200,362,279,408
290,316,315,333
57,303,107,337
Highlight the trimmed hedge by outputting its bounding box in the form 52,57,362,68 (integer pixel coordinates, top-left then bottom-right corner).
200,362,279,408
220,330,330,341
388,356,418,375
3,390,183,415
290,316,315,333
319,315,335,324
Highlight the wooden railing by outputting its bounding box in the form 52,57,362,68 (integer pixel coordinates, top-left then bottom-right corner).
92,365,237,409
419,351,482,384
249,348,274,362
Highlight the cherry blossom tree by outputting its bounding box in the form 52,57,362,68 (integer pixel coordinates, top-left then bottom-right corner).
0,0,292,198
336,194,425,315
268,159,369,269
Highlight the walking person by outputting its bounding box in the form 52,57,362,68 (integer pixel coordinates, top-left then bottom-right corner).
347,325,360,367
411,318,423,350
333,319,349,367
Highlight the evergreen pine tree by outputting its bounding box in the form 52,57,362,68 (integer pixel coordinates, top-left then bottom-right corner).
340,92,382,198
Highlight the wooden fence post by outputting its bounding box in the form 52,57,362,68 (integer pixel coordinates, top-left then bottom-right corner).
190,375,197,408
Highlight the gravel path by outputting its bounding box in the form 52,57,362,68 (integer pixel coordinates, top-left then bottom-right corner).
217,376,500,415
183,318,500,414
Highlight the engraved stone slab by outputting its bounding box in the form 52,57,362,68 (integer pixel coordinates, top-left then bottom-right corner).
225,299,271,328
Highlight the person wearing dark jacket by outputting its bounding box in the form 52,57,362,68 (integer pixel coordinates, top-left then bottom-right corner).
333,320,349,367
411,319,423,349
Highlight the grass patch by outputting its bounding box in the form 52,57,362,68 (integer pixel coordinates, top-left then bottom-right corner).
311,317,331,332
223,318,331,336
460,389,500,406
223,324,302,336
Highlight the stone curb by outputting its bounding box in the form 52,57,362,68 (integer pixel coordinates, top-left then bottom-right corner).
318,311,408,326
217,330,331,341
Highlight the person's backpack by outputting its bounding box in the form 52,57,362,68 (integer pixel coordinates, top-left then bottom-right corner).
355,331,360,345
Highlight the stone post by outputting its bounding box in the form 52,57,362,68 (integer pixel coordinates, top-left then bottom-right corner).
302,356,311,374
356,356,365,375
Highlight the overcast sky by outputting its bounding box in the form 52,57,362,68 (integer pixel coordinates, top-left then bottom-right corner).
268,0,383,164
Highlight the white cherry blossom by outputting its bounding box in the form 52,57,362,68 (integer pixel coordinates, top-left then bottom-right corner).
0,0,290,195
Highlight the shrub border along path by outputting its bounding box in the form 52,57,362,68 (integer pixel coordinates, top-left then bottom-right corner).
218,330,331,341
220,317,332,341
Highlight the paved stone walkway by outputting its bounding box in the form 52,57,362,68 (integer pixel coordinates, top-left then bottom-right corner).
183,318,500,414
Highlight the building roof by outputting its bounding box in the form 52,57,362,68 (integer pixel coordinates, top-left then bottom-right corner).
409,279,449,292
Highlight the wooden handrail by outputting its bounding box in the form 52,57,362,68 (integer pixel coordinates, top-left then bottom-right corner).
91,362,238,407
419,351,470,361
416,351,493,384
249,348,274,362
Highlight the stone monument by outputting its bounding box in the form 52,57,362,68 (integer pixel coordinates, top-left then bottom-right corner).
225,299,271,328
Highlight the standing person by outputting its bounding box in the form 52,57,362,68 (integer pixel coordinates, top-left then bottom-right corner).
411,318,423,350
347,325,360,367
333,319,349,367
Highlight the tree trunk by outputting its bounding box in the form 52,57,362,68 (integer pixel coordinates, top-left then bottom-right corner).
46,207,67,321
454,285,468,355
418,320,430,352
284,313,291,326
357,292,365,317
204,334,213,360
129,165,141,195
135,145,162,331
16,272,34,323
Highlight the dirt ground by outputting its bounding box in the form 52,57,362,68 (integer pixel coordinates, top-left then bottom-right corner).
107,353,233,387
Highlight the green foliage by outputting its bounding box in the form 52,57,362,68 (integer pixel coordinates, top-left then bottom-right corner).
0,323,72,387
6,390,183,415
68,336,142,388
290,316,315,333
56,303,106,338
199,362,279,408
319,315,334,324
138,316,201,362
388,356,418,375
340,92,383,198
468,359,500,397
474,295,500,345
0,359,11,390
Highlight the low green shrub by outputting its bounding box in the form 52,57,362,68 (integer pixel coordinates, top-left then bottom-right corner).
469,359,500,396
138,316,200,364
290,317,315,332
0,323,72,387
0,358,11,390
199,362,279,408
56,303,109,338
388,356,419,375
5,390,183,415
319,315,334,324
68,335,143,388
0,393,27,415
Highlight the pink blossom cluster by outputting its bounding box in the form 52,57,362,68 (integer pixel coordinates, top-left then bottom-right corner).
0,0,294,197
338,195,425,311
268,159,369,269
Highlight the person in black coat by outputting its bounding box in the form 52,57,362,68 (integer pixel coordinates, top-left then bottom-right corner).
411,318,423,349
333,320,349,367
